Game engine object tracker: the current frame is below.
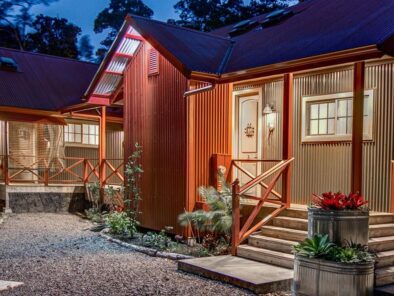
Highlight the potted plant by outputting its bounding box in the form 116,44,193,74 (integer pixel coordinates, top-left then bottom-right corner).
292,234,375,296
308,192,369,246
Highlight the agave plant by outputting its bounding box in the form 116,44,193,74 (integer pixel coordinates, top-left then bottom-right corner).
178,175,232,241
293,234,336,258
328,242,375,263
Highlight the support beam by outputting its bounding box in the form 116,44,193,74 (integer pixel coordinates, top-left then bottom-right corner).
99,106,107,204
282,73,293,207
351,62,365,193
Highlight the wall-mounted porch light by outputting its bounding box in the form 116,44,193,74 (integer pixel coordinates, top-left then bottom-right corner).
263,104,276,135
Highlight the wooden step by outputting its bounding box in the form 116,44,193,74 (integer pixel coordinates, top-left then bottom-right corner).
280,208,308,219
370,213,394,225
237,245,294,269
248,235,297,254
377,250,394,268
369,236,394,252
272,216,307,231
376,266,394,287
370,224,394,238
260,225,307,242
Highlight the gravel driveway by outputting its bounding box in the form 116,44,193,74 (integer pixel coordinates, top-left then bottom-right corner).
0,213,254,296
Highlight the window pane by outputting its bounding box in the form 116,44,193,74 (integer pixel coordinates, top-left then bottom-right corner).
328,119,335,134
337,118,347,134
95,135,99,145
83,135,89,144
363,97,369,116
319,119,327,134
338,100,347,117
64,126,69,133
347,118,352,134
310,120,318,135
69,124,74,133
89,134,95,144
69,133,74,142
95,125,99,135
328,102,335,118
75,134,81,143
75,124,81,133
347,99,353,116
83,124,89,134
319,104,327,118
310,104,319,119
64,133,68,142
89,125,95,134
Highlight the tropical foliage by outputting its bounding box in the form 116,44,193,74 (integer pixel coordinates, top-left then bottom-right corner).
312,192,368,210
178,175,232,241
293,234,335,258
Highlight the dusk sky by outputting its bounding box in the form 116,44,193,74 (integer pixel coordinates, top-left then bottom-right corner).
31,0,180,50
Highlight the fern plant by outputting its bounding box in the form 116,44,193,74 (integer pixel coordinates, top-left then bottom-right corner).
178,175,233,241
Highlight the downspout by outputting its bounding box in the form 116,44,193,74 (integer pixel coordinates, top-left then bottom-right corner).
183,82,216,98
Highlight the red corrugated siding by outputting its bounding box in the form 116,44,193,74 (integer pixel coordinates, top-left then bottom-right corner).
124,43,188,234
189,82,232,203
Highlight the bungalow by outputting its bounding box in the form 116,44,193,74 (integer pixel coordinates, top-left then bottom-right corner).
84,0,394,285
0,48,124,212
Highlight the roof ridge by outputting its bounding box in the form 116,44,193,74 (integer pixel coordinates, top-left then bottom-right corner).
128,14,232,42
0,47,98,66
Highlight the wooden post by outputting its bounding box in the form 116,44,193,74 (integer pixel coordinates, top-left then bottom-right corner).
282,73,293,207
83,159,88,184
351,62,365,193
231,179,240,256
4,121,9,185
99,106,107,204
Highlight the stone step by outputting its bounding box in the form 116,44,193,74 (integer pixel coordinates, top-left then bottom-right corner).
260,225,307,242
369,236,394,252
377,250,394,268
237,245,294,269
248,235,297,254
178,255,293,294
370,224,394,238
272,216,307,231
376,267,394,287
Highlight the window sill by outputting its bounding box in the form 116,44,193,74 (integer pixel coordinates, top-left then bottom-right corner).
301,135,373,144
64,143,99,149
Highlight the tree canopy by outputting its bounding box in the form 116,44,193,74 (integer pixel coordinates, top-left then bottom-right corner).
169,0,290,32
0,0,57,49
94,0,153,61
79,35,94,62
25,15,82,59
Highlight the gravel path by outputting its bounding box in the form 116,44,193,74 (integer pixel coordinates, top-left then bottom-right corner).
0,213,256,296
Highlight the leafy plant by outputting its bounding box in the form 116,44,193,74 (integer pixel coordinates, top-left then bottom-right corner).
106,211,138,238
178,175,233,241
328,243,375,263
312,192,368,210
293,234,336,258
124,143,143,221
140,227,176,251
88,182,100,209
85,207,106,223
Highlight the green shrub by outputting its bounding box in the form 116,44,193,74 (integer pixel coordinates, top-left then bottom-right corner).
140,227,176,251
106,212,138,238
328,244,375,263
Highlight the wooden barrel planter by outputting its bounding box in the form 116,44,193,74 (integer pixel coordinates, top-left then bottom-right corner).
308,208,369,246
293,255,374,296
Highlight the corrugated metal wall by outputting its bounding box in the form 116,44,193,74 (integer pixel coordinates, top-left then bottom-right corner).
124,43,188,233
0,121,6,155
191,82,232,202
235,59,394,212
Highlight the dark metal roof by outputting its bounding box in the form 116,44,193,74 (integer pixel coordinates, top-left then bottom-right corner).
0,48,98,111
127,0,394,76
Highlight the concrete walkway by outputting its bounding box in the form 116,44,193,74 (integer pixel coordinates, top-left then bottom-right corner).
179,255,293,294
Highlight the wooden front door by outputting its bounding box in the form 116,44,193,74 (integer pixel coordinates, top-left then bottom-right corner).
234,90,262,195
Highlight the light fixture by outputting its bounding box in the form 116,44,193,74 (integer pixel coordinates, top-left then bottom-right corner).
263,104,273,114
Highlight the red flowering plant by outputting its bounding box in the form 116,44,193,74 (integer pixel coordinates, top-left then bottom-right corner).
312,192,368,210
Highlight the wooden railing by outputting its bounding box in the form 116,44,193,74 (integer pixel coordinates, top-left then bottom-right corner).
0,155,124,186
210,154,294,255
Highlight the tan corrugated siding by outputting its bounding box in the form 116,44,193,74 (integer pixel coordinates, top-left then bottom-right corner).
0,121,6,155
234,59,394,212
124,43,188,234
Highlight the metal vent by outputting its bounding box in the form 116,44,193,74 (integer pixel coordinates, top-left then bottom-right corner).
148,48,159,76
0,56,18,71
261,9,294,28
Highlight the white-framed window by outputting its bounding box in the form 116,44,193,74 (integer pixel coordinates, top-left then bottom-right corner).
301,90,374,142
64,123,99,146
